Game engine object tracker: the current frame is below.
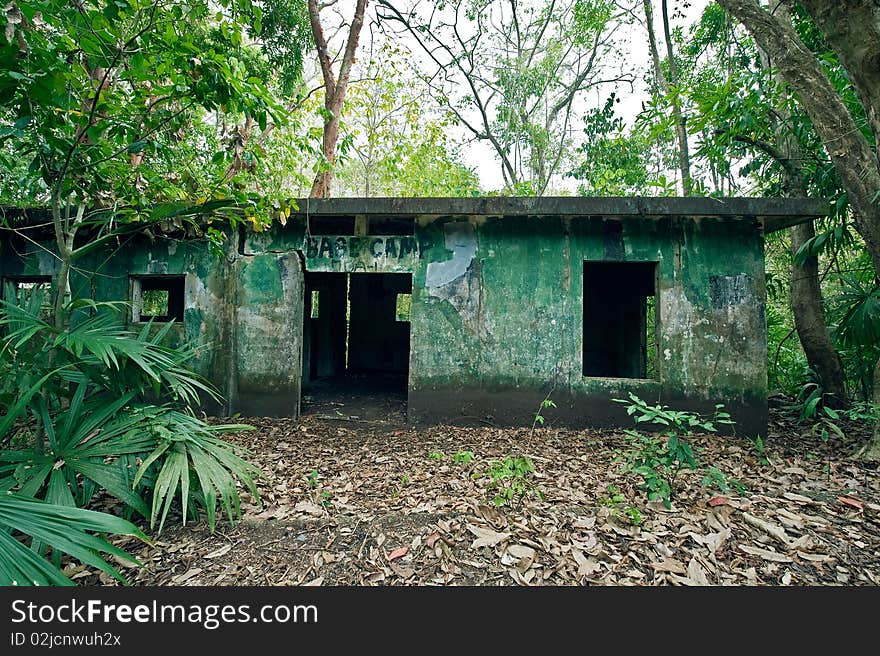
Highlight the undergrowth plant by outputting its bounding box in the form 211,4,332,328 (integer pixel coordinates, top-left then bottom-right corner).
614,394,736,508
0,291,261,583
480,455,543,507
532,394,557,433
600,485,642,526
453,450,475,465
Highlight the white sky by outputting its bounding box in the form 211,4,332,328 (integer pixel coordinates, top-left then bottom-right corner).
321,0,712,192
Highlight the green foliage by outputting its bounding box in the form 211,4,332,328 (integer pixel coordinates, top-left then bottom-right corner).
333,45,481,197
132,409,258,532
0,0,289,211
0,295,216,409
568,94,655,195
452,450,475,465
532,396,557,429
599,485,642,526
481,455,542,507
250,0,312,96
0,293,260,534
615,394,735,508
379,0,629,194
789,382,846,443
0,492,146,586
841,401,880,424
427,450,444,461
701,466,746,496
751,435,770,466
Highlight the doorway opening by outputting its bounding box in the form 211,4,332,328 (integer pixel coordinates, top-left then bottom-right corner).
302,272,412,420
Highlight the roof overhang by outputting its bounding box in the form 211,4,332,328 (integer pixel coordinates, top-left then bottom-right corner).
1,197,828,235
288,196,827,233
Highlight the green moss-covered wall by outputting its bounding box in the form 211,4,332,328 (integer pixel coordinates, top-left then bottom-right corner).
1,199,787,435
407,215,766,435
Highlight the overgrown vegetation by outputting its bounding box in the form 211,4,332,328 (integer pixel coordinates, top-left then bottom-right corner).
615,394,738,508
479,455,543,508
0,290,260,584
2,0,880,585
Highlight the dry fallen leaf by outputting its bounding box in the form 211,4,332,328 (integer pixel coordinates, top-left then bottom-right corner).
742,512,795,549
293,501,324,516
651,558,687,575
204,544,232,559
171,568,203,585
425,531,441,548
739,544,793,563
838,497,864,511
467,524,511,549
571,548,601,577
506,544,537,560
686,558,710,586
572,516,596,529
387,546,408,561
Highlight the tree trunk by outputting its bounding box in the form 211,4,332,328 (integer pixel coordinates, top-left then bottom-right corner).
790,221,848,406
717,0,880,276
764,1,848,408
796,0,880,163
307,0,368,198
718,0,880,456
644,0,692,195
312,110,341,198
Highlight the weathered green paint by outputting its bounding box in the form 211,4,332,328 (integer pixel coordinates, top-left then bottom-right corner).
0,198,826,434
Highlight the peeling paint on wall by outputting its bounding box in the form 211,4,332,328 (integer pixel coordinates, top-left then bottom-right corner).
425,222,477,288
424,222,487,338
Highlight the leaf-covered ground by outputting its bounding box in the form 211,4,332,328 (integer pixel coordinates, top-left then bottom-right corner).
93,402,879,587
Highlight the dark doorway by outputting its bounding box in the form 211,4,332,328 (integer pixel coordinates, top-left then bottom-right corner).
583,261,657,379
301,272,411,420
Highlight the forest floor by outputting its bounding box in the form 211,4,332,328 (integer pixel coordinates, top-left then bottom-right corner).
95,392,880,587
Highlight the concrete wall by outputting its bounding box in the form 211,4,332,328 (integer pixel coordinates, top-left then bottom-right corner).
0,230,302,417
407,215,767,435
2,197,826,436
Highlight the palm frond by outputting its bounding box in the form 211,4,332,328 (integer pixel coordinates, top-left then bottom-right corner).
0,493,146,586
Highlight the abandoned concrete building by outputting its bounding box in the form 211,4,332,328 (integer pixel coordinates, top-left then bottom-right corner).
0,197,826,435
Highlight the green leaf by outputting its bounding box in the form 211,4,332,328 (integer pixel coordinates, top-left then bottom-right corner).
0,493,146,586
127,140,148,154
12,115,33,130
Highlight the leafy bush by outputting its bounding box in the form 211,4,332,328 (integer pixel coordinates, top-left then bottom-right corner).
481,456,542,507
452,450,475,465
0,492,146,586
599,485,642,526
615,394,735,508
0,292,260,535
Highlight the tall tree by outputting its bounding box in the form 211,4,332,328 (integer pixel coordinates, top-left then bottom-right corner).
716,0,880,456
377,0,635,195
757,2,847,406
665,3,848,404
307,0,369,198
333,46,480,197
0,0,285,323
642,0,691,195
